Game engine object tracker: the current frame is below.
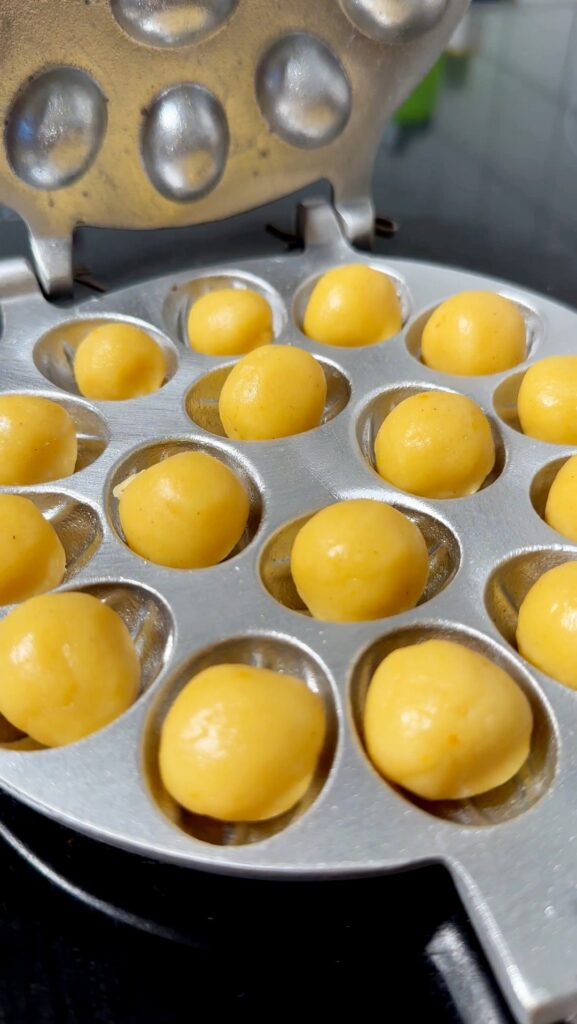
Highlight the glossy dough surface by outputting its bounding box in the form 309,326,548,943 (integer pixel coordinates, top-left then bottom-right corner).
219,344,326,441
187,287,273,355
374,391,495,498
74,322,166,401
517,562,577,688
0,495,65,604
159,664,326,821
0,395,77,485
118,451,250,568
0,592,140,746
290,499,428,622
421,291,526,375
364,639,533,800
303,264,402,347
518,356,577,444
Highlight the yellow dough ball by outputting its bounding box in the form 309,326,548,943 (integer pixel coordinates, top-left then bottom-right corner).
0,495,65,604
421,291,526,375
517,357,577,444
118,451,249,569
290,499,428,622
374,391,495,499
74,322,166,401
364,639,533,800
0,395,77,485
219,345,327,441
545,456,577,541
0,592,140,746
187,288,273,356
517,562,577,689
159,664,326,821
303,264,402,347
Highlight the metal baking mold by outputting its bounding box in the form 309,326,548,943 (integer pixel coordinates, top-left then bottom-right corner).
0,0,468,292
0,202,576,1022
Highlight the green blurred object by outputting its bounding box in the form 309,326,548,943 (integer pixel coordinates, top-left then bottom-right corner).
394,57,445,125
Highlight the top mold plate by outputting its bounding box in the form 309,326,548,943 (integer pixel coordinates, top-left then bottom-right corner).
0,0,467,291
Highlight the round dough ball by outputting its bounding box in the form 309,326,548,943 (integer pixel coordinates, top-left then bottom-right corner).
364,639,533,800
159,664,326,821
0,395,77,485
118,451,250,569
374,391,495,499
303,264,402,347
517,561,577,689
74,322,166,401
421,291,526,375
517,356,577,444
545,455,577,542
187,288,273,356
290,499,428,622
0,495,65,604
219,345,326,441
0,592,140,746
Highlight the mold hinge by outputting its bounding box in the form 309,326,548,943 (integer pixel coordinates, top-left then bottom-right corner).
295,196,397,250
28,233,74,298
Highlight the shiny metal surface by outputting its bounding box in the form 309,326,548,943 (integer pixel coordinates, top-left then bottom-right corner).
111,0,239,47
0,201,576,1021
5,68,107,191
256,34,352,150
141,84,229,201
340,0,449,42
0,0,468,292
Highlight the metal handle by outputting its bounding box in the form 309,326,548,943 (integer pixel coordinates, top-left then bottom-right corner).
452,853,577,1024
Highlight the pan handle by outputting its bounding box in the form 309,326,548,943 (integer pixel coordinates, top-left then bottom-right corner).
451,855,577,1024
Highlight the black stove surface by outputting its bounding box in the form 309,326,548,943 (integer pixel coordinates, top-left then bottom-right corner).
0,791,513,1024
0,4,575,1022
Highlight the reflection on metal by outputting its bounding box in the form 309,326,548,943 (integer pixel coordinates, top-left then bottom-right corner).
427,923,509,1024
256,34,351,149
5,68,106,190
340,0,448,43
111,0,239,48
141,85,229,201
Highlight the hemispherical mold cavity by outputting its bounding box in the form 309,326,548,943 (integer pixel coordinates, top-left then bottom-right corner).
350,622,556,825
185,356,350,437
0,393,109,479
163,271,286,349
106,437,263,566
142,633,338,845
293,263,411,338
0,580,175,751
486,548,577,652
260,500,460,617
492,358,563,439
141,84,229,201
6,67,106,190
530,457,575,535
256,33,351,149
407,294,542,370
111,0,239,47
11,491,103,593
34,316,178,397
62,396,109,473
340,0,448,43
356,383,506,495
